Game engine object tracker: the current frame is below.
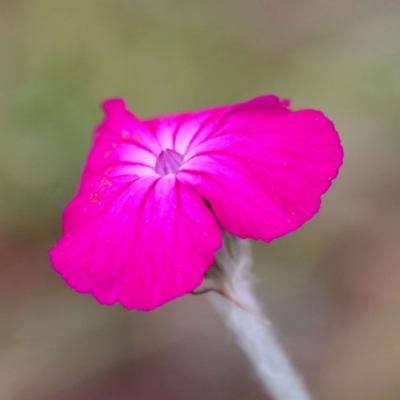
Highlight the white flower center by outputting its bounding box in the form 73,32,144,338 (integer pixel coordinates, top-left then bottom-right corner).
155,148,184,176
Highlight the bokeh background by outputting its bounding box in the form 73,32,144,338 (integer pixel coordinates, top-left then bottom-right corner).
1,1,400,399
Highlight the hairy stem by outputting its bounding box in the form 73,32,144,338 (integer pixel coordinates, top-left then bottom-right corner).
208,235,312,400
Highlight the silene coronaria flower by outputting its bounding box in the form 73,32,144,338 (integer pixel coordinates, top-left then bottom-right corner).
49,95,343,310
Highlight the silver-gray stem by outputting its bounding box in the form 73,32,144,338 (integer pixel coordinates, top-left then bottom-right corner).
208,235,312,400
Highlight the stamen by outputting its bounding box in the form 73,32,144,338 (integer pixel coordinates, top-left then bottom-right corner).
155,148,184,175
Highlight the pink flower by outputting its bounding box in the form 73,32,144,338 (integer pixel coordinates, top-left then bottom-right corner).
49,95,343,310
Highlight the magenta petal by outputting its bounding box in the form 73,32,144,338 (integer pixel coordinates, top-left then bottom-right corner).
179,104,343,242
145,95,288,157
49,175,222,310
80,98,161,191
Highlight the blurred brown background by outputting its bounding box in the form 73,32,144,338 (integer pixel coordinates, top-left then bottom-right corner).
1,1,400,399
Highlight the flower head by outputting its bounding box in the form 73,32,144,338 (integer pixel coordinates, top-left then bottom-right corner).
49,95,343,310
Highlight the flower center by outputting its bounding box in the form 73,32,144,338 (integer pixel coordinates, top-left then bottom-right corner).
155,148,184,176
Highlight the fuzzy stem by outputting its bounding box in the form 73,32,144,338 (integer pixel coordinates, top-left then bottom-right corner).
208,235,312,400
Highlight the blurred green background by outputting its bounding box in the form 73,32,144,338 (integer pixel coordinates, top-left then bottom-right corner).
1,1,400,399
